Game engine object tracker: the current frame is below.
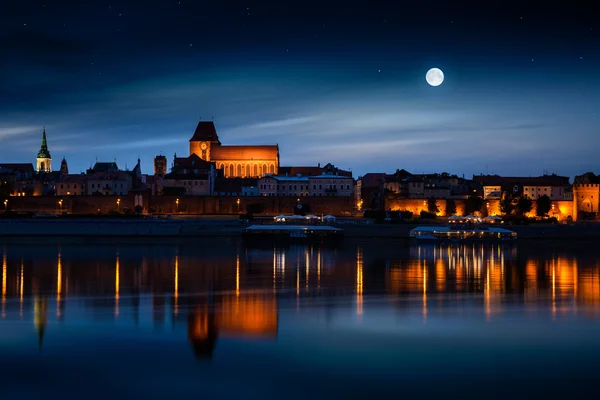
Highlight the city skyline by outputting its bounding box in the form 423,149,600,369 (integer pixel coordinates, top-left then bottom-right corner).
1,1,598,177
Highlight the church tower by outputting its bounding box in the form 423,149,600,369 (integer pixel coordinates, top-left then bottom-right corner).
36,128,52,173
189,121,221,161
154,155,167,196
60,157,69,175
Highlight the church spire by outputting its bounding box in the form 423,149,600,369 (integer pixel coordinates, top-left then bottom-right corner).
36,127,52,173
37,127,51,159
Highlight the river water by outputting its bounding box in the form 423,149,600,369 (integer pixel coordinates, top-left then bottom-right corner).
1,238,599,399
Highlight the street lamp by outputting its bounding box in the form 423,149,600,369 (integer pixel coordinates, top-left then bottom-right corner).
237,198,240,213
117,198,121,212
58,199,63,213
176,198,179,213
3,199,7,210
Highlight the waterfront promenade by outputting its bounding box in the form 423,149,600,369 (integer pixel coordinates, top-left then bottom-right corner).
1,217,600,239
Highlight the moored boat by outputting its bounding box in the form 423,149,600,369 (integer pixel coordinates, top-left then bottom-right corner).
410,224,517,241
242,224,344,242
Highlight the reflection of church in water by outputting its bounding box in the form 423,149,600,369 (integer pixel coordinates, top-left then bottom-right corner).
186,294,278,358
3,243,600,354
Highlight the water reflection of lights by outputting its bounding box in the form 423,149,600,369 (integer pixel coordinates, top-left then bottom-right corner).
57,250,62,317
19,259,24,318
1,242,600,331
356,246,363,317
174,251,180,315
115,251,120,317
1,248,6,318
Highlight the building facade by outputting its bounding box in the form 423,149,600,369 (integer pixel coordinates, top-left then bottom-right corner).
162,154,216,195
308,174,354,197
189,121,279,178
474,174,571,202
573,173,600,217
87,172,133,196
56,174,87,196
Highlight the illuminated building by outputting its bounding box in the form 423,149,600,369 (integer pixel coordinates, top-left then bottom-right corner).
189,121,279,178
36,128,52,173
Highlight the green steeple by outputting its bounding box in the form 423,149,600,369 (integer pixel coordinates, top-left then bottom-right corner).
37,128,51,159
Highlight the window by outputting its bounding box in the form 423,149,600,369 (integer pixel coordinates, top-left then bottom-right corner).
60,184,64,189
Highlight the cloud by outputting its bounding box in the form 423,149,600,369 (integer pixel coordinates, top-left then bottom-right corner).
92,137,186,151
0,126,38,138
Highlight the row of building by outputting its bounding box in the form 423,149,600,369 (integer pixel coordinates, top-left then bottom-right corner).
357,169,599,217
0,122,354,199
1,121,598,217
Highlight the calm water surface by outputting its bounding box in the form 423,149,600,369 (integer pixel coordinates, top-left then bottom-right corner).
1,238,600,399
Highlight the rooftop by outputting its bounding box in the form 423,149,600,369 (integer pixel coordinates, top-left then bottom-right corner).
574,172,600,184
473,174,570,187
189,121,221,143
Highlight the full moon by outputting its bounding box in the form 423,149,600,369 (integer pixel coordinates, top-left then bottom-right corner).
426,68,444,86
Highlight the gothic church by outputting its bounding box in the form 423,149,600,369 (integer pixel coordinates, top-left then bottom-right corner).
189,121,279,178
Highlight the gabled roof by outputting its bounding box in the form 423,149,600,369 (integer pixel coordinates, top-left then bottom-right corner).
574,172,600,184
91,162,120,173
87,171,131,181
0,163,35,173
189,121,221,144
172,153,214,173
359,173,387,188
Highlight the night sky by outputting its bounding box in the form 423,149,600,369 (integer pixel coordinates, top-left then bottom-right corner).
1,1,598,178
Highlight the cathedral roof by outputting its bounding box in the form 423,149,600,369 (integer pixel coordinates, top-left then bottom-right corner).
189,121,221,144
210,145,279,161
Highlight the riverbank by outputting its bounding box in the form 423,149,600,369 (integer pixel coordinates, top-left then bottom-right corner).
1,219,600,239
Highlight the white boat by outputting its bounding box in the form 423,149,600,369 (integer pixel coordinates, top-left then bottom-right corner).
410,224,517,241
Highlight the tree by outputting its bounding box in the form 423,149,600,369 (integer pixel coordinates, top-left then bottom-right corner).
536,195,551,217
445,199,457,216
499,194,514,215
427,197,439,215
465,193,483,215
517,196,533,216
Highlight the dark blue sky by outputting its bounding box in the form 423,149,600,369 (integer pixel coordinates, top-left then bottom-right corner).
1,0,598,177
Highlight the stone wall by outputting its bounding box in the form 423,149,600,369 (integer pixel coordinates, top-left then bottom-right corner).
6,194,355,216
385,198,575,221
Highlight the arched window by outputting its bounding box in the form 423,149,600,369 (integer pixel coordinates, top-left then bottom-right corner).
253,164,258,177
268,164,275,174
